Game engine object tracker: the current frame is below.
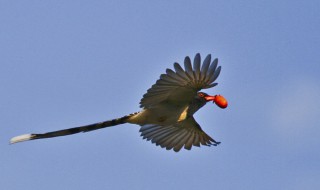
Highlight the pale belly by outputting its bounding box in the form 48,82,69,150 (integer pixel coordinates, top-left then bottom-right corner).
127,104,189,126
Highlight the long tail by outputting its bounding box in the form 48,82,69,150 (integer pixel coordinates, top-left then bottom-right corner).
10,113,136,144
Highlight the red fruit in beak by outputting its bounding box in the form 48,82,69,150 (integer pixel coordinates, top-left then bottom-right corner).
214,95,228,109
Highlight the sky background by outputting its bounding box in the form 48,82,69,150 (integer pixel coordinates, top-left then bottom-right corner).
1,1,320,189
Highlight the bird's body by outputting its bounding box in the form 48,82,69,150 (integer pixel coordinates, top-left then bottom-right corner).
128,103,189,125
10,53,228,152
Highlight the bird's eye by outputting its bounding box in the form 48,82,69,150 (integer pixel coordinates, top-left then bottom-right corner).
198,93,204,97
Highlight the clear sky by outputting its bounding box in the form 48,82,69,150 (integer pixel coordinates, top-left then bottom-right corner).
1,1,319,189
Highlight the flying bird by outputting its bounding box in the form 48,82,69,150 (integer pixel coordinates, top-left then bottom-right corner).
10,53,228,152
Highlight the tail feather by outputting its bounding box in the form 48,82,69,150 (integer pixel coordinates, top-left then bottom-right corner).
10,114,136,144
10,134,35,144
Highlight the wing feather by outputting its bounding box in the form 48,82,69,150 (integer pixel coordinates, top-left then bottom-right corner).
208,66,221,84
206,58,218,83
160,74,180,84
171,130,190,152
193,133,201,147
165,129,189,150
139,117,220,152
147,126,174,140
198,132,207,145
184,56,194,81
193,53,201,81
174,62,190,81
165,69,186,83
140,54,222,108
152,128,178,145
201,54,211,81
203,83,218,89
163,132,185,150
184,131,195,150
156,128,182,148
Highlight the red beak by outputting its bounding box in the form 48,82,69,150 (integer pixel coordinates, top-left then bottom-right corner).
205,94,228,109
204,95,216,102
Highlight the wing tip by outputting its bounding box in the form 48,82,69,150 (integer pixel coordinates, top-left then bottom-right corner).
10,134,34,144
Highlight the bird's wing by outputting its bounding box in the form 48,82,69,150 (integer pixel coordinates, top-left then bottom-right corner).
139,116,220,152
140,53,221,108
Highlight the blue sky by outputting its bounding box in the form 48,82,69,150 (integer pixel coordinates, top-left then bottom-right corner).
1,1,319,189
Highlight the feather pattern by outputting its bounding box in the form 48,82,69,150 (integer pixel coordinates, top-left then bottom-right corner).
206,58,218,83
139,117,220,152
208,66,221,84
184,56,194,81
193,53,201,81
140,53,222,108
201,54,211,81
184,132,195,150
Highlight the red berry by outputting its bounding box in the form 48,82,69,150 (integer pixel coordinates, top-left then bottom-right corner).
214,95,228,109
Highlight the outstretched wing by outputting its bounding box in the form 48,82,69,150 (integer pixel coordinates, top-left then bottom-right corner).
139,116,220,152
140,53,221,108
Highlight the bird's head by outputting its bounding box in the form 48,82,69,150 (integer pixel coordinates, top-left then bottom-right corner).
197,92,228,109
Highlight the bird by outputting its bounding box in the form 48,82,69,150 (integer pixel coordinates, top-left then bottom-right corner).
10,53,228,152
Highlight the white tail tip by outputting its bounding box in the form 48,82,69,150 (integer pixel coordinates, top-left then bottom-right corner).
10,134,34,144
